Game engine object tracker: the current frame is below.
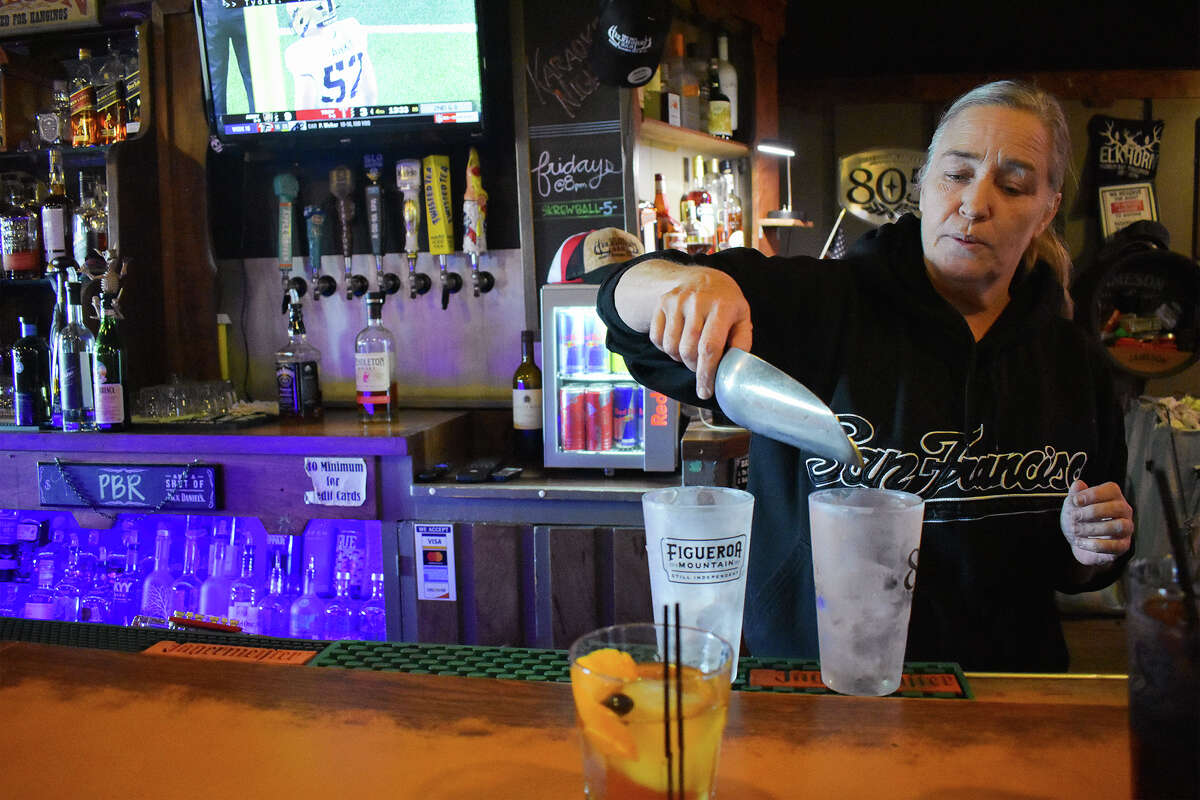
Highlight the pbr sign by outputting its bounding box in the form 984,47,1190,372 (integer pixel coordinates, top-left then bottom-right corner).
838,149,924,226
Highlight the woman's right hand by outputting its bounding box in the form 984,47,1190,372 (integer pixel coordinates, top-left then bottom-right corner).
614,260,752,400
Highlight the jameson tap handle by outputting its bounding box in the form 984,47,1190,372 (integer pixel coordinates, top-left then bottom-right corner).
273,172,300,294
329,164,367,300
396,159,430,299
363,153,401,295
304,205,337,300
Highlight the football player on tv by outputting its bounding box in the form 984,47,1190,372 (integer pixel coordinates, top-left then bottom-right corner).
283,0,378,111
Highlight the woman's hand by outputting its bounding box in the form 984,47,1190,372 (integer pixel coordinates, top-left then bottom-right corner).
1059,479,1134,566
615,260,751,399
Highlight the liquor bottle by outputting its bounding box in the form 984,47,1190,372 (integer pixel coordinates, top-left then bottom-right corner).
75,528,105,579
719,160,744,248
22,566,58,620
715,33,738,134
687,43,709,131
198,535,235,618
276,291,322,422
322,570,357,640
58,279,96,431
122,46,142,135
11,318,50,426
95,40,127,145
289,557,325,639
652,173,681,251
110,533,142,625
706,59,732,139
52,536,84,621
665,33,699,129
92,291,127,430
47,257,71,428
72,173,108,271
140,526,174,619
40,148,73,266
2,182,43,280
69,48,99,148
228,543,259,633
357,572,387,641
254,552,290,637
168,527,204,615
79,565,113,623
689,155,716,251
34,524,67,589
354,291,395,424
681,199,706,256
512,329,543,466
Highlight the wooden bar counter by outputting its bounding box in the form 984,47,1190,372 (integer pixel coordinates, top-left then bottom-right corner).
0,640,1129,799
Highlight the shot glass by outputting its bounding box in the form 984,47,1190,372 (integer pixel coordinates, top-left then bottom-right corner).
569,622,734,799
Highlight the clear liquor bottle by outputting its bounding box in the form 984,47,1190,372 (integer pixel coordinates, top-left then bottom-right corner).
276,293,322,421
168,527,203,615
139,526,174,619
79,565,113,623
40,148,73,265
69,47,98,148
254,552,290,637
22,566,58,620
354,291,395,424
322,570,357,640
289,557,325,639
110,533,142,625
0,583,21,618
228,543,259,633
2,182,43,280
34,524,67,588
93,291,127,430
198,534,235,618
52,536,85,621
512,330,542,466
72,173,108,273
47,257,70,428
58,279,96,431
76,528,105,579
11,317,50,426
689,155,716,248
719,160,744,248
357,572,387,641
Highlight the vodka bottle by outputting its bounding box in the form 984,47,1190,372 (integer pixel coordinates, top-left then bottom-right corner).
276,293,322,421
34,525,68,588
22,567,58,620
58,279,96,431
52,536,85,621
0,583,21,617
79,567,113,623
110,534,142,625
228,544,259,633
11,317,50,426
198,536,235,618
354,291,396,424
289,557,325,639
168,527,203,615
357,572,387,641
76,528,105,579
689,155,716,247
139,527,174,619
719,160,744,248
322,570,357,640
254,552,290,637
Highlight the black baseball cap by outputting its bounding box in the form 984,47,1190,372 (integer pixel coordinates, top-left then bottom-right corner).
589,0,673,88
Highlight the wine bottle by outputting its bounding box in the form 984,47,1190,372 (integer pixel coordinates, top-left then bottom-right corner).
706,58,732,139
92,291,127,430
11,317,50,426
512,330,543,465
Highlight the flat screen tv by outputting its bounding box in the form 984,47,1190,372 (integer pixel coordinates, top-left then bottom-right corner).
194,0,486,145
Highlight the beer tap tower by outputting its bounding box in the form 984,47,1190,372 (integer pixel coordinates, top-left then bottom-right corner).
362,153,401,296
396,159,431,299
272,173,307,298
422,154,461,310
304,204,337,301
463,147,494,297
329,165,369,300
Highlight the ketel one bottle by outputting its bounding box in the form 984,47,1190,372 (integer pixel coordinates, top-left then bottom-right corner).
11,317,50,426
275,289,322,421
92,291,127,430
354,291,395,424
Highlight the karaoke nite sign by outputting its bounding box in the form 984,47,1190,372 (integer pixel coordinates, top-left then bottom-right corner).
838,149,925,226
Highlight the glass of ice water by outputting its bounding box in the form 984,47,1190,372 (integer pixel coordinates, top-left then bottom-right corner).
808,487,925,696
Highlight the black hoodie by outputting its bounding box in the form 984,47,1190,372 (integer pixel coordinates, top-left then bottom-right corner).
597,214,1129,672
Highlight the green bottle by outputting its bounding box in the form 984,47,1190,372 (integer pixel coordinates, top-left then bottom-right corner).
92,291,127,430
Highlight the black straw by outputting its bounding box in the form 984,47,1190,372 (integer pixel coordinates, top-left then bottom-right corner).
674,602,684,797
663,604,674,800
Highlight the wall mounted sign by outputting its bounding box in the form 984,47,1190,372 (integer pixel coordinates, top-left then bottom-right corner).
0,0,99,37
303,457,367,507
838,149,924,226
37,462,219,511
1099,182,1158,239
414,523,456,601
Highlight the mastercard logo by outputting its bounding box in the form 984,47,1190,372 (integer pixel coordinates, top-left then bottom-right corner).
424,551,446,564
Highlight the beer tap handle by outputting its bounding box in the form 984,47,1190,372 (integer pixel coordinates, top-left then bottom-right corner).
273,172,299,293
462,147,493,297
396,159,429,300
469,253,494,297
304,205,337,300
362,152,400,294
439,256,461,310
407,253,431,298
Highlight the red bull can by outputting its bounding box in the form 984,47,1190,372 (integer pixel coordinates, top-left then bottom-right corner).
585,384,613,451
559,386,586,451
584,315,609,373
557,310,584,377
612,384,639,449
635,387,644,448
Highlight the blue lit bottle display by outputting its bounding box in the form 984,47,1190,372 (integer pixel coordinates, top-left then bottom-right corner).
198,535,234,618
289,557,324,639
357,572,386,641
169,527,204,615
254,552,289,637
110,533,141,626
322,570,357,640
228,543,258,633
22,568,57,620
52,536,84,621
140,527,174,619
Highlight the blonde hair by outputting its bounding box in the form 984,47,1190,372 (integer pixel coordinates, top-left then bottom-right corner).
923,80,1073,313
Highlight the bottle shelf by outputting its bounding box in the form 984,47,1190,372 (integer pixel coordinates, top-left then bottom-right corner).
637,118,750,159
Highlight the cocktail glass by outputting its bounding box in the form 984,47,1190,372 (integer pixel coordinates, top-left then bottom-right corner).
808,487,925,696
569,622,734,799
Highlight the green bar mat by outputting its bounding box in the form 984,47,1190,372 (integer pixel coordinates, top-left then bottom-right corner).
0,617,329,654
308,641,971,698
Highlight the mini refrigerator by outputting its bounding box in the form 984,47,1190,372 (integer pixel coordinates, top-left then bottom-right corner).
540,283,679,471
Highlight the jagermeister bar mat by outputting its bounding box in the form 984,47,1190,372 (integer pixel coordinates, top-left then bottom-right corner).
309,642,972,698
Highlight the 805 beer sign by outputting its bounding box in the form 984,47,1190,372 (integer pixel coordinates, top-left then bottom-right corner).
838,149,925,226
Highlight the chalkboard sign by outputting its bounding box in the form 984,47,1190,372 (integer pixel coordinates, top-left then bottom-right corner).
522,0,628,286
37,462,220,511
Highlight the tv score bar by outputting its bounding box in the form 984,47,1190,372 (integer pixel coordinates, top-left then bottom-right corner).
221,102,480,135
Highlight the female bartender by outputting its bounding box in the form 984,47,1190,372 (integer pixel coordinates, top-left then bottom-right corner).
597,80,1134,671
